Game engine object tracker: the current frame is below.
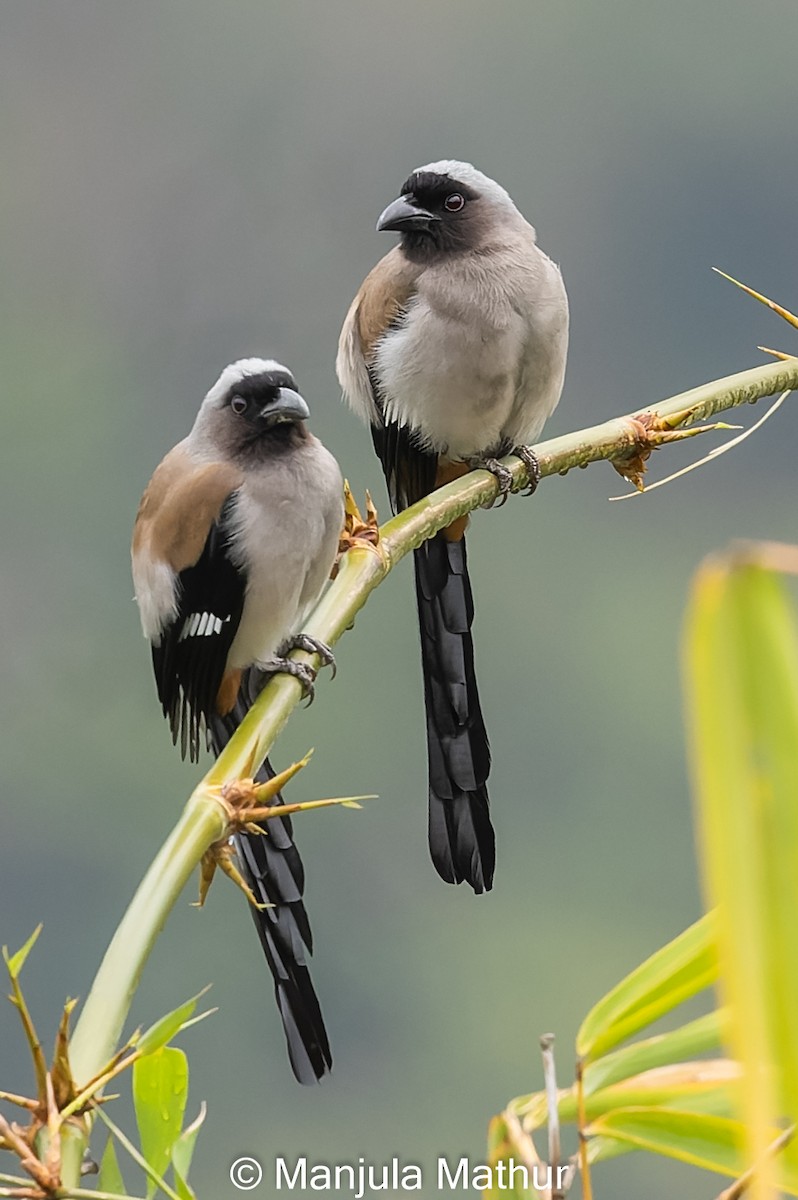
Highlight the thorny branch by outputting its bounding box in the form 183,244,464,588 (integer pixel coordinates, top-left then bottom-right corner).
1,355,793,1193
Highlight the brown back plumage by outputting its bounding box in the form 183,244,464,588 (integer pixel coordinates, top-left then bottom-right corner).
133,444,243,573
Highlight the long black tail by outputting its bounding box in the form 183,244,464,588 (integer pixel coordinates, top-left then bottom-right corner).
414,532,495,893
207,672,332,1084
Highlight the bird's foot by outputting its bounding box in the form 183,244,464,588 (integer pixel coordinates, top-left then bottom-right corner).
285,633,337,680
475,456,514,507
334,482,381,574
269,656,318,703
512,445,541,495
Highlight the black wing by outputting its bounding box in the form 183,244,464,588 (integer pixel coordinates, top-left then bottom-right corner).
368,377,438,512
152,494,245,761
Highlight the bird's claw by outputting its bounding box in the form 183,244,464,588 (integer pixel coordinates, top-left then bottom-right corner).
271,657,318,704
479,457,514,507
513,445,541,495
472,447,540,504
286,634,337,680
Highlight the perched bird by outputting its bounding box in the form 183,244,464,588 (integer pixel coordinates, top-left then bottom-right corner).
132,358,344,1083
337,161,568,894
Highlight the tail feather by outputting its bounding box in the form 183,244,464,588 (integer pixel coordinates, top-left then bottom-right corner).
414,533,495,893
208,677,332,1084
427,776,494,892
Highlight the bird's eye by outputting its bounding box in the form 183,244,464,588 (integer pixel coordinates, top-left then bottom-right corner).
444,193,465,212
230,395,248,415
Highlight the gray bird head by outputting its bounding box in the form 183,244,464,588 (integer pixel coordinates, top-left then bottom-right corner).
376,160,527,261
193,358,310,460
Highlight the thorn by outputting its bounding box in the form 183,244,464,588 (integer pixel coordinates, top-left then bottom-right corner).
218,751,313,811
239,794,376,823
713,267,798,330
214,844,270,910
193,852,218,908
334,482,381,574
758,344,796,361
609,390,790,501
194,842,270,911
0,1093,38,1113
198,753,324,910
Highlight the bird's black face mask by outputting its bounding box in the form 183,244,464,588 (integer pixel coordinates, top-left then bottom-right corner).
377,172,482,261
224,371,310,459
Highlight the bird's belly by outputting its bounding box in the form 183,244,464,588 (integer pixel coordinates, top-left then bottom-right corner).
226,567,299,670
223,453,343,671
375,310,524,458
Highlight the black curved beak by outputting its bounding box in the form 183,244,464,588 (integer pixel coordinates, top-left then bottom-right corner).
376,195,440,234
261,387,310,426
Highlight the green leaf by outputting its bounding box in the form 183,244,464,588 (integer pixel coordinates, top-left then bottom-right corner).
2,924,43,979
514,1058,739,1135
2,925,48,1100
95,1103,183,1200
173,1169,197,1200
686,557,798,1188
136,988,211,1058
576,913,717,1061
586,1133,636,1164
99,1137,127,1196
583,1009,727,1094
133,1047,188,1198
172,1103,207,1200
585,1061,738,1121
587,1107,798,1193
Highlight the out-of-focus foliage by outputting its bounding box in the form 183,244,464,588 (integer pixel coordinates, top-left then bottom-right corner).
94,1044,205,1200
0,933,206,1198
2,4,798,1197
486,918,735,1198
488,546,798,1196
687,548,798,1199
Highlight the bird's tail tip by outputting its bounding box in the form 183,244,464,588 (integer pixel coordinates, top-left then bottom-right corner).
428,788,496,894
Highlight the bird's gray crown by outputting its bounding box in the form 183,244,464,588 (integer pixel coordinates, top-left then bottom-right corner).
409,160,518,214
202,358,298,410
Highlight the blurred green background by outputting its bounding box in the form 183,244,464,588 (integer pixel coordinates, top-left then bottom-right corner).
2,2,797,1196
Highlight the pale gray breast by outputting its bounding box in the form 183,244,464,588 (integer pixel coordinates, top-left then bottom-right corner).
225,438,343,668
373,236,568,459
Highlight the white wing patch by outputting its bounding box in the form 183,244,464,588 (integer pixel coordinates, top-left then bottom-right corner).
178,611,230,641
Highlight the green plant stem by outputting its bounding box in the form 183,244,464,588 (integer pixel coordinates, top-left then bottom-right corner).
56,1190,148,1200
60,356,798,1189
69,799,225,1080
61,796,225,1186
